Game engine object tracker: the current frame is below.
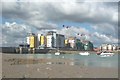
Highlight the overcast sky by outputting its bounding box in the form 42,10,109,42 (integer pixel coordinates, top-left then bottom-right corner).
1,0,119,47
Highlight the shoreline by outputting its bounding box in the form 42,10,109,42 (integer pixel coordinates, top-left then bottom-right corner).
1,50,119,54
2,54,118,78
1,47,119,54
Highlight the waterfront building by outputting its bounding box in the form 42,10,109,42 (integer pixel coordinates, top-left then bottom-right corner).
27,33,38,48
100,44,108,51
47,31,56,48
46,35,53,48
65,39,68,45
76,39,84,50
37,34,41,45
46,31,65,48
68,37,76,48
56,34,65,48
100,44,117,51
113,45,117,51
65,39,71,48
40,34,47,47
82,41,93,51
26,37,30,45
108,44,113,51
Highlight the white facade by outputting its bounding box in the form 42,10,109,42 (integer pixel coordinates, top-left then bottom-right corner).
37,34,41,46
101,44,117,51
26,37,30,45
101,44,108,50
68,40,76,48
53,32,57,47
37,34,41,42
113,45,117,50
108,44,112,50
46,35,53,48
68,37,76,48
46,31,65,48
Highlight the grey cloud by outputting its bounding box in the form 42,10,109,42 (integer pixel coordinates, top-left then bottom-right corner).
92,23,118,37
58,26,89,38
2,22,31,37
26,20,58,31
2,2,118,24
1,1,119,47
91,32,118,46
2,22,32,46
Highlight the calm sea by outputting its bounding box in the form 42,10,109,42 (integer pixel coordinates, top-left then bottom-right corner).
22,53,118,68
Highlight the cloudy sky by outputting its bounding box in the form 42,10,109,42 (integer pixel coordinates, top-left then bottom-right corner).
1,0,119,47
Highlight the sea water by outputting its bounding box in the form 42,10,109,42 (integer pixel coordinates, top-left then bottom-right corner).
23,53,118,68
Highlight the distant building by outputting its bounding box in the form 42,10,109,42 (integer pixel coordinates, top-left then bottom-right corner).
40,34,47,47
82,41,93,51
46,31,65,48
68,37,76,48
56,34,65,48
76,39,84,50
113,45,117,50
100,44,117,51
46,31,56,48
37,34,47,49
26,37,30,45
37,34,41,45
27,33,38,48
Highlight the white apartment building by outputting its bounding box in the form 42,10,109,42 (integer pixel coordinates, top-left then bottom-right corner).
46,31,65,48
46,35,53,48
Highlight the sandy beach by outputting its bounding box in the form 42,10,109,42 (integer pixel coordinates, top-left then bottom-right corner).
2,53,118,78
0,53,2,79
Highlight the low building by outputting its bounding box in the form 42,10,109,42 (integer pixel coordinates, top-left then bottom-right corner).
100,44,117,51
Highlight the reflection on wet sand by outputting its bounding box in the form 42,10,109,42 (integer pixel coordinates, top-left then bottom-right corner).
2,53,118,78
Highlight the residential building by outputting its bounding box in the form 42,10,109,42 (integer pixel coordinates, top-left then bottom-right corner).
46,31,65,48
27,33,38,48
56,34,65,48
68,37,76,48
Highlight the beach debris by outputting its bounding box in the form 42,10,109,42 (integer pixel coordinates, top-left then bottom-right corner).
46,67,52,70
69,62,74,66
56,62,63,64
80,75,83,78
46,62,52,65
37,68,40,71
3,75,5,78
23,74,29,78
26,64,29,68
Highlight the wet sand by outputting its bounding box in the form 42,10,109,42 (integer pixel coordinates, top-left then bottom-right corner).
0,53,2,79
2,54,118,78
